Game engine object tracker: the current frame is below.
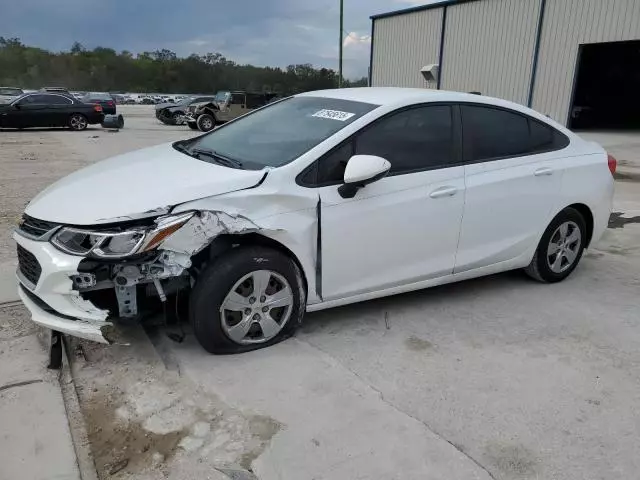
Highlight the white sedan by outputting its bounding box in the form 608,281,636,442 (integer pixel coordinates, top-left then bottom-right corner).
14,88,615,354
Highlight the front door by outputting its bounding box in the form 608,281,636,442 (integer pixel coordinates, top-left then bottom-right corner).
12,94,51,127
316,104,466,300
454,104,565,272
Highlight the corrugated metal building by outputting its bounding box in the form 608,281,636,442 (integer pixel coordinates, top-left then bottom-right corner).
369,0,640,129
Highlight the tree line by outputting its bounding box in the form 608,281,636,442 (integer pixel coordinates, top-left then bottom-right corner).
0,37,368,95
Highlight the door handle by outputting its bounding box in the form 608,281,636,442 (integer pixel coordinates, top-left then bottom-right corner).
429,186,458,199
534,167,554,176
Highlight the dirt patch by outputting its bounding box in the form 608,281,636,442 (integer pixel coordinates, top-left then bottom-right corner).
405,335,433,352
83,391,188,477
483,442,538,477
69,326,282,479
0,303,37,340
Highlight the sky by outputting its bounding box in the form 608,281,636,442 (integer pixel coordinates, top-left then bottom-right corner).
0,0,441,79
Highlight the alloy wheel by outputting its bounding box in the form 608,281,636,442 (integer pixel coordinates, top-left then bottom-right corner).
220,270,293,345
70,114,87,130
546,221,582,273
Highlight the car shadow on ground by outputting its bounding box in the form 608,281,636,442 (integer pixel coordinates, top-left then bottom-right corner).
300,269,529,335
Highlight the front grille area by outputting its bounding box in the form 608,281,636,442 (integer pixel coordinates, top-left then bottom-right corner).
17,245,42,287
19,214,60,238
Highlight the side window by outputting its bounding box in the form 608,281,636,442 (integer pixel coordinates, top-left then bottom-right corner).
529,119,569,153
246,94,264,109
16,95,37,105
43,95,72,105
231,93,245,105
19,94,52,104
355,105,454,174
312,105,455,185
317,141,354,184
461,105,530,161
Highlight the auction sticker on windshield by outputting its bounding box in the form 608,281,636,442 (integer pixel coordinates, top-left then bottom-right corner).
312,109,356,121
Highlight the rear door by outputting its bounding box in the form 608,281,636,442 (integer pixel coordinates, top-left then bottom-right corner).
41,94,74,125
454,104,568,273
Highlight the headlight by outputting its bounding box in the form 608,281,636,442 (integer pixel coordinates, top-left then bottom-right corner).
51,212,194,258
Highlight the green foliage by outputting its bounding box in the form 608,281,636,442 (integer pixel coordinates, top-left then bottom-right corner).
0,38,369,94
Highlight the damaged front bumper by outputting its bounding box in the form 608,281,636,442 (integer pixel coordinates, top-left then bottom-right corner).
14,232,113,343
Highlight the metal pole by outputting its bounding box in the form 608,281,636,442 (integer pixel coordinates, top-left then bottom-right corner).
339,0,344,87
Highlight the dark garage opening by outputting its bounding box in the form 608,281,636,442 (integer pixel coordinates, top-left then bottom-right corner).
569,40,640,130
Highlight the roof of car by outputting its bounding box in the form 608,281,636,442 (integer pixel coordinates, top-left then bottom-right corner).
298,87,493,105
297,87,559,127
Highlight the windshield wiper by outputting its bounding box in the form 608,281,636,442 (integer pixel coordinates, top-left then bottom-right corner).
191,147,244,169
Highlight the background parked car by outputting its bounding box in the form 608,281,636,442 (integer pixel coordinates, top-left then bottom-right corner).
155,95,216,125
0,87,24,104
81,92,117,115
40,87,70,94
185,91,278,131
0,92,104,130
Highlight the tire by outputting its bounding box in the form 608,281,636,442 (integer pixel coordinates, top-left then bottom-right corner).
68,113,88,131
190,246,306,354
172,111,184,125
187,121,199,130
196,113,215,132
525,207,587,283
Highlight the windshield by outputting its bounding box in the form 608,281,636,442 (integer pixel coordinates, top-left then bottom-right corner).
215,91,231,103
0,88,22,96
183,96,378,169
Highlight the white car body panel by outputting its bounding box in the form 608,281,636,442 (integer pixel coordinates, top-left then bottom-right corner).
25,143,266,224
455,151,565,273
319,166,465,299
13,88,615,344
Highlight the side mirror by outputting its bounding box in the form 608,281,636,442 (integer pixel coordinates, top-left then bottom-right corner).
338,155,391,199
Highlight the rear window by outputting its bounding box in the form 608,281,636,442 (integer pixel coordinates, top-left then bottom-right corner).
185,96,378,169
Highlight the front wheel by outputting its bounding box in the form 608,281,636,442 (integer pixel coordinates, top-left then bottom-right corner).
190,246,306,354
68,114,88,131
196,113,215,132
172,111,184,125
525,207,587,283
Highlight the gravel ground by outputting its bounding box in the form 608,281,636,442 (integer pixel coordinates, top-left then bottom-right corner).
1,106,639,479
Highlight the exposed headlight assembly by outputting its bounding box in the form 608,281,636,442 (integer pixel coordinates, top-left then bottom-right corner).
51,212,194,258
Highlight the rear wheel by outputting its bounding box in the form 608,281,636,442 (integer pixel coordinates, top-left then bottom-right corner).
187,121,199,130
197,113,215,132
68,114,88,131
190,246,306,354
525,207,587,283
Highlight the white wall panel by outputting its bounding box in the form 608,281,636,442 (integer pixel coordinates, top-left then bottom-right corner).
441,0,541,105
372,8,443,88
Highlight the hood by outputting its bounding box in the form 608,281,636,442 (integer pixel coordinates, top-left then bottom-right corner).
155,102,176,110
25,143,266,225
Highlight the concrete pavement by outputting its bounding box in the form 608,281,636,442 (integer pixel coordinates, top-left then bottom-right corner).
0,305,80,480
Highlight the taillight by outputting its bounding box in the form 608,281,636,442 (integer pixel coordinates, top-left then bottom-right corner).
607,154,617,176
94,104,103,112
107,101,114,106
